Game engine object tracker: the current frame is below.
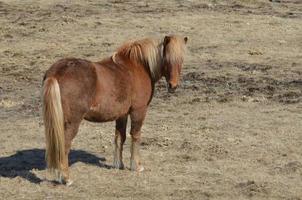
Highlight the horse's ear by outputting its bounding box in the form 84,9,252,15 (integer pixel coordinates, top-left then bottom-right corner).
164,36,170,46
184,37,188,44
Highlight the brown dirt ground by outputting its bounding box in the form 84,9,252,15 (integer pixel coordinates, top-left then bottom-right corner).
0,0,302,199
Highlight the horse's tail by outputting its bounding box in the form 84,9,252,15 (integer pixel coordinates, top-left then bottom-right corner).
42,77,65,172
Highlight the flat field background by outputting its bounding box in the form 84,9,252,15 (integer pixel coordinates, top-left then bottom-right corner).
0,0,301,199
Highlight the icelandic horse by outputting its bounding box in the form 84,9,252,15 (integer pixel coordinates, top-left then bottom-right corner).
42,35,188,185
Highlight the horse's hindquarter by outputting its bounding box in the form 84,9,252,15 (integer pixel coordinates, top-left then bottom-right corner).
84,61,133,122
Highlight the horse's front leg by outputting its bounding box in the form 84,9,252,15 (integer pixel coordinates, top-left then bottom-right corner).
113,115,128,169
129,107,147,172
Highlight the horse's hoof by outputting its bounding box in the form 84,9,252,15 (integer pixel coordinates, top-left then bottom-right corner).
65,179,73,187
57,175,73,186
130,162,144,172
137,165,144,172
113,160,124,169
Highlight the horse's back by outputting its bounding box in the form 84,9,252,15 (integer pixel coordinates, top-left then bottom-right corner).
84,59,133,122
45,58,96,81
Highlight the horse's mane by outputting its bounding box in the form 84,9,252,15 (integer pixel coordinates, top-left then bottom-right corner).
114,36,186,81
114,38,162,81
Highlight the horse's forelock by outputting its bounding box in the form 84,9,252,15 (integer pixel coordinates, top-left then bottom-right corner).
163,36,186,67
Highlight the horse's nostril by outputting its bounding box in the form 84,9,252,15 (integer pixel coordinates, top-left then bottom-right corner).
168,83,177,93
168,87,176,93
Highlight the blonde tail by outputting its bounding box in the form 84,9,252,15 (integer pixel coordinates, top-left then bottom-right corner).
43,77,65,172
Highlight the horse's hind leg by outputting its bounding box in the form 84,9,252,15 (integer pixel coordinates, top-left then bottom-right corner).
113,115,128,169
129,107,147,172
60,121,80,186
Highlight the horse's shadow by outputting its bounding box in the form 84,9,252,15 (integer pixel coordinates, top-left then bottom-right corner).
0,148,107,184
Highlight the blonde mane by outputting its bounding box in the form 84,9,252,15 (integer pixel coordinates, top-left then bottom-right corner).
114,36,186,81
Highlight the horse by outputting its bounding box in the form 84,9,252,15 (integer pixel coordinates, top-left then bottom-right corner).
42,35,188,185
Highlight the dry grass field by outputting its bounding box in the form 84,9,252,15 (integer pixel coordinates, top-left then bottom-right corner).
0,0,301,199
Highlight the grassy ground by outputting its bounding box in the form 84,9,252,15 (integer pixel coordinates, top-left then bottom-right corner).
0,0,301,199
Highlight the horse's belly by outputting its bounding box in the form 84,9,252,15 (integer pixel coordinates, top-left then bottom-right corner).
84,102,130,122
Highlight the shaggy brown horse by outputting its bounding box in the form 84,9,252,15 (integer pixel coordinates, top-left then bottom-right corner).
42,35,188,185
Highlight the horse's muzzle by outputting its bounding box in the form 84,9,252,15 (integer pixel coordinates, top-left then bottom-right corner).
168,83,177,93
